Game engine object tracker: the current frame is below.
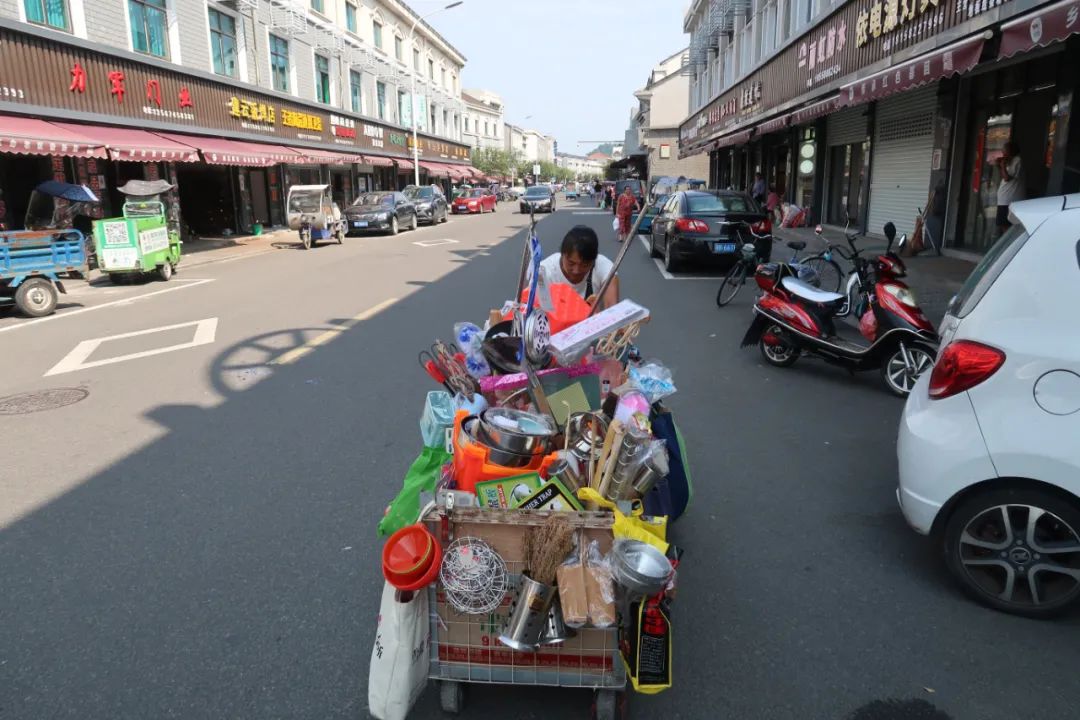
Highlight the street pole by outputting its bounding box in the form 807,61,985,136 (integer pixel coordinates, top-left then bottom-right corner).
408,2,463,188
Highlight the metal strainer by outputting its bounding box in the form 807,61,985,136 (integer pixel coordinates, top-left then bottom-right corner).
439,537,509,615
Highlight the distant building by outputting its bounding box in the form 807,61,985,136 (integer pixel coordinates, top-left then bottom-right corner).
556,154,606,180
618,48,707,185
462,89,504,151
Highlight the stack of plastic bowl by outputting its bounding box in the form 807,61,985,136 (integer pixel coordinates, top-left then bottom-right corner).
382,524,442,592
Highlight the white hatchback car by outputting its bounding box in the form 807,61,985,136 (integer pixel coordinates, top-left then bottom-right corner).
897,194,1080,618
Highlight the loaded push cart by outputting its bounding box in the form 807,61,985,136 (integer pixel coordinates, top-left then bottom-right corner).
370,205,691,719
286,184,345,250
92,180,183,283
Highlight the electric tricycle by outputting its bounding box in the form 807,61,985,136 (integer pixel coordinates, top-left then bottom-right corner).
287,184,345,250
93,179,183,283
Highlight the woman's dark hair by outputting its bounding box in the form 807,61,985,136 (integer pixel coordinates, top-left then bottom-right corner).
561,225,599,262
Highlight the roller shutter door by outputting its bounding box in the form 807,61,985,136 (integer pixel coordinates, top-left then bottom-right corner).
827,106,869,146
867,86,936,238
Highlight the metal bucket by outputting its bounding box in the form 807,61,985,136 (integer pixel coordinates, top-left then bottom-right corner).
498,573,557,652
539,596,577,646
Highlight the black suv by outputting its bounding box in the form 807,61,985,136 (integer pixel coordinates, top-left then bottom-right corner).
403,185,448,225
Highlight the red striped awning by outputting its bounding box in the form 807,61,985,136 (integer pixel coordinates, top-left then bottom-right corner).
999,0,1080,60
756,113,791,136
390,156,413,169
286,146,360,165
156,133,300,166
0,114,106,158
839,34,986,108
419,160,445,175
790,96,841,126
713,130,752,150
47,122,200,162
362,155,396,167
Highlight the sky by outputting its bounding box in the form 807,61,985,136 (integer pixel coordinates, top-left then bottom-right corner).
420,0,691,155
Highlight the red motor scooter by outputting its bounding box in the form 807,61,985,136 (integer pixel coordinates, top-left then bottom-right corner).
740,222,938,397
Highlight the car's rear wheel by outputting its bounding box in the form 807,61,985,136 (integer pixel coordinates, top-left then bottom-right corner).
663,237,679,273
943,486,1080,618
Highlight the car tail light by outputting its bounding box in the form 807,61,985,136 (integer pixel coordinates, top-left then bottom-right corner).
928,340,1006,400
751,217,772,234
675,218,710,233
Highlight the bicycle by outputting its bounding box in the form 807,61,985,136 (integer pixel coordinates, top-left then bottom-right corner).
715,224,842,307
810,220,870,318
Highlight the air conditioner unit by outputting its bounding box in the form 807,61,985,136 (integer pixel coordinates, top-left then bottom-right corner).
314,29,345,55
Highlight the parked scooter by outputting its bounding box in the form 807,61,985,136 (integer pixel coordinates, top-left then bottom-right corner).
740,221,938,397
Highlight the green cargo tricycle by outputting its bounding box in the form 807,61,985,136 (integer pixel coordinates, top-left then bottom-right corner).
93,180,182,283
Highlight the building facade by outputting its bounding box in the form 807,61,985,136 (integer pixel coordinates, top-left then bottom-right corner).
680,0,1080,252
521,129,555,163
621,48,710,184
460,88,503,151
0,0,479,236
555,153,605,179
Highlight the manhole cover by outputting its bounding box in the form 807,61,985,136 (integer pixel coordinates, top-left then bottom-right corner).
0,387,89,415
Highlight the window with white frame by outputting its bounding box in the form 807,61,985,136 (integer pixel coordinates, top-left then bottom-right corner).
394,35,403,61
428,58,434,80
270,34,289,92
345,2,357,33
350,70,362,112
315,54,331,103
128,0,168,58
413,48,420,71
25,0,70,31
376,81,386,120
373,19,383,49
208,8,237,77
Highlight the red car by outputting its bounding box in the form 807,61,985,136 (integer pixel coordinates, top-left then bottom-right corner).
452,188,497,214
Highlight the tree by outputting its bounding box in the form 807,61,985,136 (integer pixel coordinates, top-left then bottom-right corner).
471,147,515,179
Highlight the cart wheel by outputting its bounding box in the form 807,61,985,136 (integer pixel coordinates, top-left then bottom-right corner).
591,690,625,720
14,277,58,318
157,262,173,281
439,681,465,715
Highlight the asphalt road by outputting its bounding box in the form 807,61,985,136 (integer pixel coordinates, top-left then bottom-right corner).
1,197,1077,720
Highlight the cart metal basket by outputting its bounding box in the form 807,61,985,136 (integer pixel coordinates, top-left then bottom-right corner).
422,507,627,719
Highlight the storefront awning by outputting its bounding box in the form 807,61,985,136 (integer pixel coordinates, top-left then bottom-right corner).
157,133,300,166
999,0,1080,60
756,114,791,136
48,122,201,163
839,33,987,108
286,146,360,165
388,156,412,169
444,164,467,181
0,114,106,158
713,130,752,150
790,96,841,126
419,160,446,175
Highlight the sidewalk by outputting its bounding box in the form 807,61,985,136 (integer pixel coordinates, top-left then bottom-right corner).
181,226,299,268
773,226,975,323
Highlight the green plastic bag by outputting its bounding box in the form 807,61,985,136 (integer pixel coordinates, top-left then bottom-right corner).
377,446,451,537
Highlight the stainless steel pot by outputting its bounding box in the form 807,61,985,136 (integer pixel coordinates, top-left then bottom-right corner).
460,416,541,469
566,412,609,464
477,407,556,457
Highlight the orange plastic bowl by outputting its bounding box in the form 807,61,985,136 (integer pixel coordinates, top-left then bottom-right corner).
382,524,442,591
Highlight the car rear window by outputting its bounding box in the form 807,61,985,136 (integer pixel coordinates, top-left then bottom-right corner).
687,194,753,214
948,223,1031,318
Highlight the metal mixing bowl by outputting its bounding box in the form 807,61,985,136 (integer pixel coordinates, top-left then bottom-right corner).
610,541,673,597
477,407,556,457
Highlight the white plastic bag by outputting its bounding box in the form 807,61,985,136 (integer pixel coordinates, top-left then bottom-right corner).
612,217,620,233
368,582,430,720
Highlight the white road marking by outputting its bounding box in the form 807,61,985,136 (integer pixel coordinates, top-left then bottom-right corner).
0,278,215,335
636,235,720,281
45,317,219,376
412,238,459,247
571,211,611,215
271,297,399,365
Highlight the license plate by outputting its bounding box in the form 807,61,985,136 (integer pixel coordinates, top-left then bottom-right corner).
353,221,368,228
713,242,736,253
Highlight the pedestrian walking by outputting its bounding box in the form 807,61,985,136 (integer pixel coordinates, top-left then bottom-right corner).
751,172,766,204
765,187,782,225
615,186,640,243
996,141,1023,235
